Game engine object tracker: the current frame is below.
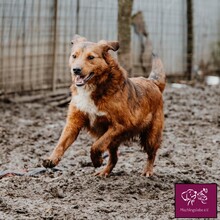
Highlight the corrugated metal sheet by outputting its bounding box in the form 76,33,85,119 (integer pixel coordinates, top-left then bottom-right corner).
194,0,220,70
0,0,55,93
132,0,187,75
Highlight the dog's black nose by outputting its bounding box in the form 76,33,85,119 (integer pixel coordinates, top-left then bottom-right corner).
73,68,82,75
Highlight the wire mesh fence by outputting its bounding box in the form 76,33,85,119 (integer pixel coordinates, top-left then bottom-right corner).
0,0,56,93
0,0,219,94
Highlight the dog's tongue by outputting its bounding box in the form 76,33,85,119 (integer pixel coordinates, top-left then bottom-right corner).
75,75,85,86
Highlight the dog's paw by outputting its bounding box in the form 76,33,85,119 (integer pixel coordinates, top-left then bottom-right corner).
90,150,103,168
42,158,57,168
94,169,110,177
142,170,153,177
92,156,103,168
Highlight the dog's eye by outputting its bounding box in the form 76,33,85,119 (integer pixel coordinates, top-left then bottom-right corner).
88,55,94,60
72,54,77,59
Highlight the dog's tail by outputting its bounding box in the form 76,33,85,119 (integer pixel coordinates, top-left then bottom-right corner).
148,53,166,93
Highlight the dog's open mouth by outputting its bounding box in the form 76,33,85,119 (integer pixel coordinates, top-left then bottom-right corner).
75,72,94,86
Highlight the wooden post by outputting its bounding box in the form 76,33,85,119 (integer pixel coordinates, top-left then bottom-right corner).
186,0,194,80
118,0,133,76
52,0,58,91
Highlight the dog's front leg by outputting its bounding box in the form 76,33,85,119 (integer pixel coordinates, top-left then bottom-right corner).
94,144,119,177
90,125,123,172
43,106,86,168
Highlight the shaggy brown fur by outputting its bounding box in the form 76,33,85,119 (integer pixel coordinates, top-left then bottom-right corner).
43,35,166,177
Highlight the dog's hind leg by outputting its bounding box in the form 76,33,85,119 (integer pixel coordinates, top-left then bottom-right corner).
95,144,119,177
140,117,163,177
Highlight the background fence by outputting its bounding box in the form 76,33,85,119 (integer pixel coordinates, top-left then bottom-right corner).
0,0,220,94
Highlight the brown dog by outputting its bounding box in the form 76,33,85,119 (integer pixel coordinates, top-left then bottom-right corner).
43,35,166,177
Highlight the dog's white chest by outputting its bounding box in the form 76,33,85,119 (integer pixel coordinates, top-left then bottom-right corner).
71,87,105,124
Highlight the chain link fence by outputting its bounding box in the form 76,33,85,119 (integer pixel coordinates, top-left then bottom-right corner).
0,0,219,94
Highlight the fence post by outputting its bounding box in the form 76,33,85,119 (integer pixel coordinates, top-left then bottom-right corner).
186,0,194,80
117,0,133,76
75,0,80,34
52,0,58,91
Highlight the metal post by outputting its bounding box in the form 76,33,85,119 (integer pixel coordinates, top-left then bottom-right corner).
75,0,80,34
52,0,58,91
186,0,194,80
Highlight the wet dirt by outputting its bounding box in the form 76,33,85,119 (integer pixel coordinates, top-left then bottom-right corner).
0,84,220,220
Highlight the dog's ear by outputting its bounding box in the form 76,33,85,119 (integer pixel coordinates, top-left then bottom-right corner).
98,40,120,52
181,191,189,201
71,35,87,45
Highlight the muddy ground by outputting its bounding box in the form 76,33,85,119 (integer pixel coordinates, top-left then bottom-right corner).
0,84,220,220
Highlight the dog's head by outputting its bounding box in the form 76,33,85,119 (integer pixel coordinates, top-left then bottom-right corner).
69,35,119,87
181,189,197,201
